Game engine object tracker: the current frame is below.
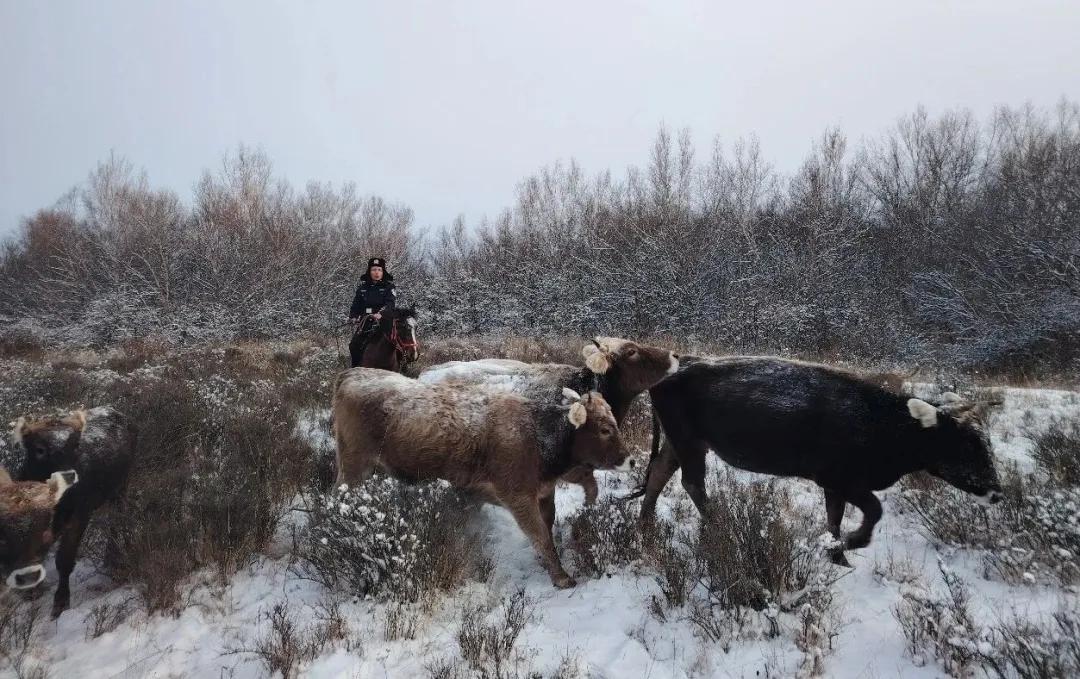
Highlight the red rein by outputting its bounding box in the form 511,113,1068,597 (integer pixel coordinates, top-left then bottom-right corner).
389,319,418,358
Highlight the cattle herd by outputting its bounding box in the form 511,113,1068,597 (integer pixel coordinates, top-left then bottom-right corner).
0,335,1003,619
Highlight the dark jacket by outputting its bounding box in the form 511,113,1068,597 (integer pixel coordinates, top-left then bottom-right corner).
349,273,396,318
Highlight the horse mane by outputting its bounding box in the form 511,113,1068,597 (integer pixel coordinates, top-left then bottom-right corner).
377,306,417,333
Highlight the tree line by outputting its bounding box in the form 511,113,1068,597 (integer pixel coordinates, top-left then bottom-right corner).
2,101,1077,372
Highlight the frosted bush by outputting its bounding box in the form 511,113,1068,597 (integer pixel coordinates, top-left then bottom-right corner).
900,475,1080,585
893,561,986,677
568,496,641,577
300,477,485,602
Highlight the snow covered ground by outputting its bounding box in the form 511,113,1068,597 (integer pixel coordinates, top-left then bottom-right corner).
5,383,1079,678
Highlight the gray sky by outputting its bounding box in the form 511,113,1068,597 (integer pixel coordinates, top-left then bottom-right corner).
2,1,1078,237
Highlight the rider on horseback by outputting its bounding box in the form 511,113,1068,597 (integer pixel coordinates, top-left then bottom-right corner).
348,257,396,368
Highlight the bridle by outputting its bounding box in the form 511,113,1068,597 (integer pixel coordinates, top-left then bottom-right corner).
385,316,419,363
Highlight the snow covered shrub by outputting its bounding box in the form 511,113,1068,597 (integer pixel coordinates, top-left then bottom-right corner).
900,471,1080,585
1033,423,1080,486
187,384,312,575
229,600,354,679
647,521,694,611
893,561,986,677
0,598,46,679
794,574,839,679
694,471,818,612
93,369,316,611
981,606,1080,679
83,599,132,640
299,478,486,602
74,287,162,347
383,602,420,641
0,317,45,360
568,495,641,577
455,587,536,679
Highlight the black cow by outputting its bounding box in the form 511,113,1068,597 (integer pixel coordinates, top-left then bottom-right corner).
635,355,1002,564
7,407,134,616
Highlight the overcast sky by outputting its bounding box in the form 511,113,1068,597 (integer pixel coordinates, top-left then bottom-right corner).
1,1,1077,237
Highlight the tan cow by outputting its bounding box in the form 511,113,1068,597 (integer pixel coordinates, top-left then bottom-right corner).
333,368,632,588
419,337,679,503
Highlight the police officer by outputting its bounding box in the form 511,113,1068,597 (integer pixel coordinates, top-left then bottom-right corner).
348,257,397,367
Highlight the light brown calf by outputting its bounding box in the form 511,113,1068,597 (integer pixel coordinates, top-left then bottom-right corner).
333,368,632,588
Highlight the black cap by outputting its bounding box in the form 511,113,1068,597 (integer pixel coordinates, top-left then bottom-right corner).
367,257,385,270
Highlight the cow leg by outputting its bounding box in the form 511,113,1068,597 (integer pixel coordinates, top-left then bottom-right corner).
53,512,89,618
561,467,598,505
842,489,883,551
639,440,681,522
823,488,851,567
539,492,556,532
678,442,711,517
506,497,575,589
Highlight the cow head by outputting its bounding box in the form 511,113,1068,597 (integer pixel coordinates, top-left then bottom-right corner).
906,397,1003,503
581,337,679,394
11,410,87,470
0,468,78,589
562,388,633,472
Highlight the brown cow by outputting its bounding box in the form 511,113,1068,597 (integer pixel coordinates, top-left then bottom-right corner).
418,337,679,503
0,468,77,590
8,407,134,616
333,368,632,588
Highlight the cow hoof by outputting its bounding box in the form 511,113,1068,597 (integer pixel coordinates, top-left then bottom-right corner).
552,574,577,589
829,550,852,568
844,534,871,550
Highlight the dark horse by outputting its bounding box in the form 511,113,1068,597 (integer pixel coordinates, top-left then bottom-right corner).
350,307,420,373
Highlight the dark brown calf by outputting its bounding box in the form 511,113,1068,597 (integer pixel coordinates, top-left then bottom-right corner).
333,368,632,588
8,407,134,617
0,468,77,591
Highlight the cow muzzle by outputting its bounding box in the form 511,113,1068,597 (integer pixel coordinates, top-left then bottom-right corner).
614,457,637,472
6,564,46,590
975,489,1004,506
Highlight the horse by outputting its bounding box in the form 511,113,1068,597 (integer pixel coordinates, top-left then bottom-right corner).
350,306,420,373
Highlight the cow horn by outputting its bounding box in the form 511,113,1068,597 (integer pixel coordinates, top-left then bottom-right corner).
11,416,26,445
561,387,583,402
0,468,11,486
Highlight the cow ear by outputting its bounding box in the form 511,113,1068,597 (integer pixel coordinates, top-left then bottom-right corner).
0,467,11,486
561,387,582,402
567,402,588,429
907,398,939,428
10,417,27,446
69,409,87,432
584,351,611,375
47,470,78,503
